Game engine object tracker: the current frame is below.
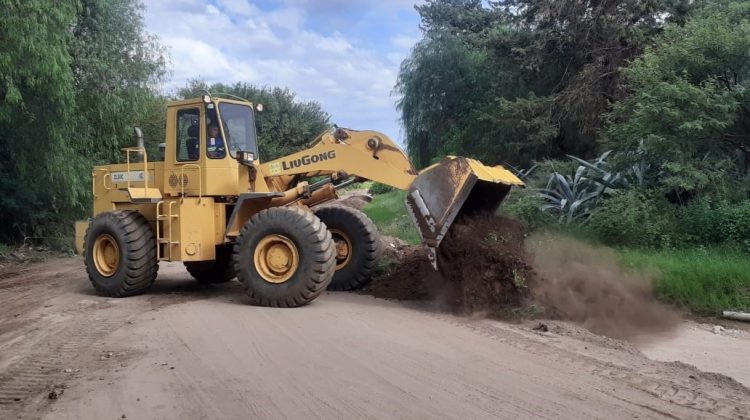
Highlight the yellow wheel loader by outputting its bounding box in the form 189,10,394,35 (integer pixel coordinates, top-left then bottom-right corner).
75,94,524,307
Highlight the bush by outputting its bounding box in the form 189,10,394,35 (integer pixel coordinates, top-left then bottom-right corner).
367,182,395,195
501,188,554,230
678,200,750,250
587,190,677,248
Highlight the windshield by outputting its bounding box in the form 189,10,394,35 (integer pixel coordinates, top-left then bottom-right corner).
217,102,258,158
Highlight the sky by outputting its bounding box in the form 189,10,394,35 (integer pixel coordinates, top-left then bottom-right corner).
142,0,424,143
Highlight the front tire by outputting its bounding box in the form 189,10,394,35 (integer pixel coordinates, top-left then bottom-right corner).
233,207,335,307
314,205,380,291
184,245,236,283
84,210,158,297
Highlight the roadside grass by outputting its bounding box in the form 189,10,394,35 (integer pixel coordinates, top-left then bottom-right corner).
618,246,750,314
361,190,421,245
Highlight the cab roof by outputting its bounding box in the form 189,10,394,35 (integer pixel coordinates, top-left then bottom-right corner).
166,97,255,108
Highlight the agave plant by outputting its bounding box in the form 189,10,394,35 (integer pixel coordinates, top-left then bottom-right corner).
536,151,615,225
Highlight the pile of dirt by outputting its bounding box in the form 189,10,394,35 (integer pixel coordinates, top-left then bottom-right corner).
331,193,372,210
364,213,679,339
434,214,534,316
363,215,534,317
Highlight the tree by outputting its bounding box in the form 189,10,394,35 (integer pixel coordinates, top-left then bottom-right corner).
397,0,697,168
0,0,166,244
606,0,750,199
177,80,330,161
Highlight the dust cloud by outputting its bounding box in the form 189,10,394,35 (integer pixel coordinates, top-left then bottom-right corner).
527,234,680,339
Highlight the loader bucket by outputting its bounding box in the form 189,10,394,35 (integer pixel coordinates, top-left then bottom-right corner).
405,156,525,268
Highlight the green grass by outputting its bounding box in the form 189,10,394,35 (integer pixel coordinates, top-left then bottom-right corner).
361,190,421,245
342,180,373,191
618,246,750,314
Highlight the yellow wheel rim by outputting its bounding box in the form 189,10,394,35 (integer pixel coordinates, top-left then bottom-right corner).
254,234,300,284
330,229,352,270
93,234,120,277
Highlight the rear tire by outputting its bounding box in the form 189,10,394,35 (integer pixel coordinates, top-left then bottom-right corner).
233,207,335,307
184,245,236,283
314,205,380,291
84,210,158,297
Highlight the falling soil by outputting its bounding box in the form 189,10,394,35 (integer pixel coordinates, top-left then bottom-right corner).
364,213,679,339
363,214,535,318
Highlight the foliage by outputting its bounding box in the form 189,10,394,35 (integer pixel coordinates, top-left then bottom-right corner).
587,190,677,248
677,200,750,250
501,188,553,230
361,190,421,245
367,182,395,195
177,80,330,161
619,246,750,313
398,0,696,168
606,1,750,198
0,0,166,244
536,152,618,224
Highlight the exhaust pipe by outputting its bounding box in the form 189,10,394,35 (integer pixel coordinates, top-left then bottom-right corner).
133,127,145,162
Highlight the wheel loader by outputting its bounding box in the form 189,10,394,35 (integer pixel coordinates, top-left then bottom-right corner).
74,94,524,307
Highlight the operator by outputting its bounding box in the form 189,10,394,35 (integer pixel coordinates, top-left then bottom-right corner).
207,123,227,159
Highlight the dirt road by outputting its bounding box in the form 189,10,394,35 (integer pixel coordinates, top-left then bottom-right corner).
1,258,749,419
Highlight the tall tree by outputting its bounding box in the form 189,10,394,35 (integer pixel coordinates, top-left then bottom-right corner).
0,0,166,244
397,0,697,168
606,0,750,199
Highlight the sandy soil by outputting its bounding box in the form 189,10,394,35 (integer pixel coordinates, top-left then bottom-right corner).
0,258,749,419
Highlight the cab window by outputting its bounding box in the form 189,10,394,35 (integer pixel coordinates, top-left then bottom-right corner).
206,107,227,160
218,103,258,158
176,108,200,162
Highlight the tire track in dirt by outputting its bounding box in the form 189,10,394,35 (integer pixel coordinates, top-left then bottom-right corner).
428,312,750,419
0,304,125,415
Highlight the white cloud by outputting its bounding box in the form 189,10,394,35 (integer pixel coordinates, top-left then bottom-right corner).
143,0,423,142
391,34,420,50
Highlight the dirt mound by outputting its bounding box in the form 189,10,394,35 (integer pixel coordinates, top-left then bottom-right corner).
527,235,680,339
364,214,679,339
332,193,371,210
434,215,533,316
361,252,434,301
363,215,534,317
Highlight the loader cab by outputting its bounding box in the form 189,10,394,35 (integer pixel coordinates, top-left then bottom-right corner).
164,96,260,197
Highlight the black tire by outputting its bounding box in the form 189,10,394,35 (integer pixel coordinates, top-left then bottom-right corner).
184,245,236,283
314,205,380,291
233,207,335,307
84,210,158,297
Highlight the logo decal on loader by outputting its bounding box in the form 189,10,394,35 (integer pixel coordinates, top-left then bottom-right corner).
281,151,336,171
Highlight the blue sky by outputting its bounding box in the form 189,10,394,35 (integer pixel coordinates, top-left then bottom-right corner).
143,0,424,143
